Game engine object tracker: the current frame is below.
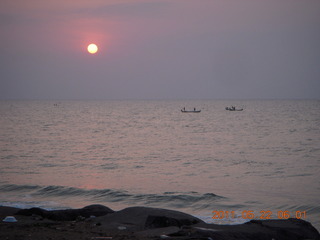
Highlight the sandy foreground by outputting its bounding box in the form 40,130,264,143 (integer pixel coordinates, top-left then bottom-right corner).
1,205,319,240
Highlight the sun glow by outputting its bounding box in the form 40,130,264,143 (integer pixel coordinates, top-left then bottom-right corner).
87,43,98,54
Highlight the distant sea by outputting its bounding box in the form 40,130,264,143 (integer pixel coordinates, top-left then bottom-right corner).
0,100,319,230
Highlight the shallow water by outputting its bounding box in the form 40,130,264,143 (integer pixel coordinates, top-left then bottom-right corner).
0,100,319,229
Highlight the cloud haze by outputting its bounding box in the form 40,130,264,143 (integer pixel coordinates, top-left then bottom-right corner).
1,0,320,99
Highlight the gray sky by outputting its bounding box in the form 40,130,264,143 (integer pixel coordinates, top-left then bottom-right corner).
1,0,320,100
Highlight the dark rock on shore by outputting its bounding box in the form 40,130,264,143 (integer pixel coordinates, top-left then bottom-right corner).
1,205,319,240
16,204,114,221
183,218,320,240
91,206,204,232
90,206,320,239
145,214,200,228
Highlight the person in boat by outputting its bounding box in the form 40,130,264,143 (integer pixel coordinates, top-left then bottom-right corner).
194,108,196,111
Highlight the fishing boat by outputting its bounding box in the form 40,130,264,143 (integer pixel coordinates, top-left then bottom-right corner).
225,106,243,111
181,108,201,113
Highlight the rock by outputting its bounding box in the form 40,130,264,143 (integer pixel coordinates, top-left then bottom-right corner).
16,207,46,217
180,218,320,240
16,204,114,221
145,215,200,229
80,205,114,218
7,206,320,239
134,226,180,237
90,206,320,239
0,206,20,219
92,206,204,231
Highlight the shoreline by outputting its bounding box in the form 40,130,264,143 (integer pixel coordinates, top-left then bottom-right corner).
1,205,319,240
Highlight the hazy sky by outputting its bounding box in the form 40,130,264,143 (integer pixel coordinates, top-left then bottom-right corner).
1,0,320,100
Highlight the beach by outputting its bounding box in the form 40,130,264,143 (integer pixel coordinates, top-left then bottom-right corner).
1,205,320,240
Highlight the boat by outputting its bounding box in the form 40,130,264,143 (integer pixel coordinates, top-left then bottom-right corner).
181,108,201,113
225,106,243,111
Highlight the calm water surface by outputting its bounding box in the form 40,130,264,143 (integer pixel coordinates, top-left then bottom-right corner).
0,100,319,229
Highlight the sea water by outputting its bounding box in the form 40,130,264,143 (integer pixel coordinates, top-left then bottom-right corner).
0,100,319,230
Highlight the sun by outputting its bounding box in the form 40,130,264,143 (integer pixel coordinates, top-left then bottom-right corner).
87,43,98,54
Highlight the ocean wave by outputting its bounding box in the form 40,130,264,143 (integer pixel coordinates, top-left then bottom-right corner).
0,184,40,192
0,183,224,211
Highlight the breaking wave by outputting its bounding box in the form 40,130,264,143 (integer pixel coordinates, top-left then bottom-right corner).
0,183,224,211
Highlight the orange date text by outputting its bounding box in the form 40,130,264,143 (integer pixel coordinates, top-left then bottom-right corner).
212,210,306,220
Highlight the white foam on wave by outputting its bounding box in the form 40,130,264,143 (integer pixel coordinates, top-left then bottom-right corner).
195,215,250,225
